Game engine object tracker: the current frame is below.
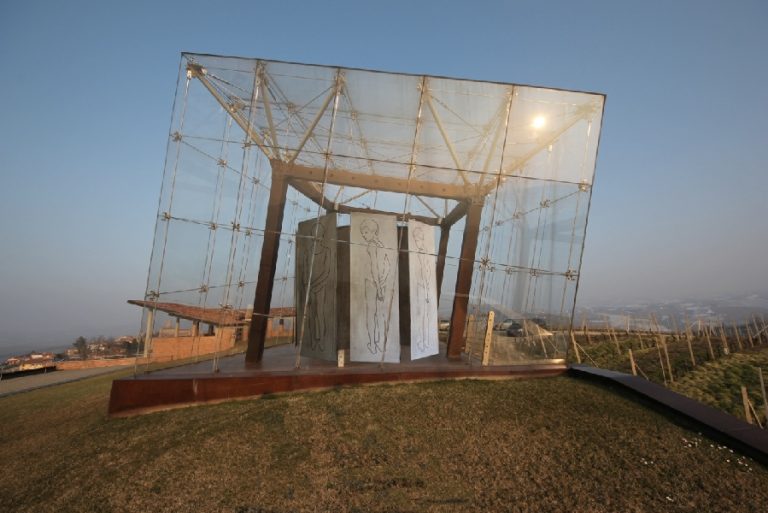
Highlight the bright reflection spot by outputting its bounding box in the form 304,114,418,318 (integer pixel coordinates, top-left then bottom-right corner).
531,115,546,129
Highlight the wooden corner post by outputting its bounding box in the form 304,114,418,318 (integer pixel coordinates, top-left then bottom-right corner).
246,173,289,364
446,199,484,360
435,224,450,306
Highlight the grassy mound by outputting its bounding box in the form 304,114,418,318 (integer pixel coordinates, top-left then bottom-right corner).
1,370,766,512
572,336,768,425
572,335,739,384
672,352,768,425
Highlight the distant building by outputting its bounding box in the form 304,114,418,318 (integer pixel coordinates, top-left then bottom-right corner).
2,352,56,372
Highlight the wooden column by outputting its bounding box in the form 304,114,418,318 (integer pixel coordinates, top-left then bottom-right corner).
435,224,451,307
143,308,154,358
246,173,289,363
446,200,483,360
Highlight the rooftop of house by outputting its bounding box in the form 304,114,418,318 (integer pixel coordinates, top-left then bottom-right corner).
128,300,296,326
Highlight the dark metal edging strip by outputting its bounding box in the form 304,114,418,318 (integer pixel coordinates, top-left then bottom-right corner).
569,365,768,466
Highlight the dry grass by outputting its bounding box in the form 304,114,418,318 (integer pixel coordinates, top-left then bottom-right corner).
0,371,767,513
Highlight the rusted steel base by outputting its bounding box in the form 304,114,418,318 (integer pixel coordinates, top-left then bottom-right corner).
570,365,768,466
108,345,566,417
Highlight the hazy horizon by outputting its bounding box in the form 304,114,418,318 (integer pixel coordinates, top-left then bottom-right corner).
1,0,766,355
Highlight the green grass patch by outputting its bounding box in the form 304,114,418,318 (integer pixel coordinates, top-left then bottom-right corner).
571,335,730,382
672,352,768,426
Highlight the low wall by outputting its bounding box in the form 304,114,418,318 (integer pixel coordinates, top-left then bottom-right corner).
58,329,239,371
57,358,151,370
150,328,237,359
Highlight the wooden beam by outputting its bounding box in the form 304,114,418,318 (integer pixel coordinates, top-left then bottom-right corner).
442,200,469,228
435,223,450,305
423,89,471,187
477,106,594,196
143,308,154,358
287,178,331,209
287,178,440,226
274,160,474,201
341,205,440,226
187,63,273,160
257,64,280,157
246,173,289,363
287,81,340,164
446,199,484,359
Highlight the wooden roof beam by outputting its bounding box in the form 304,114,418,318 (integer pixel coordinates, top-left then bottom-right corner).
287,178,441,226
442,200,470,228
274,160,475,201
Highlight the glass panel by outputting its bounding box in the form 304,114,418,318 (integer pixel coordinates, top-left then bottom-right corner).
141,53,605,366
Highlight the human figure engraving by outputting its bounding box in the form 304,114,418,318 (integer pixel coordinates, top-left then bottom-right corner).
300,222,332,351
360,218,391,354
412,226,434,353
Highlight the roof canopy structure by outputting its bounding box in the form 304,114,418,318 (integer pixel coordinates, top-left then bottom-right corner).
183,54,602,222
140,53,605,366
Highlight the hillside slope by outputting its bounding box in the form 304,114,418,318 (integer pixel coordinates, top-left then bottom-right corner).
672,351,768,426
0,371,766,512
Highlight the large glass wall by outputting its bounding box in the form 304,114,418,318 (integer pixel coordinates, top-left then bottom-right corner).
139,53,605,366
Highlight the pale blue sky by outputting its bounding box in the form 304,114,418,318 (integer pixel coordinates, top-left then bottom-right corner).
0,0,766,350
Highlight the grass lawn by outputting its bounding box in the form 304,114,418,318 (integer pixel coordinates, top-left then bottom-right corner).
1,370,766,512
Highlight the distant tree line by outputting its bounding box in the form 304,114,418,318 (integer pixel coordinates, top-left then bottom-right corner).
73,336,88,359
